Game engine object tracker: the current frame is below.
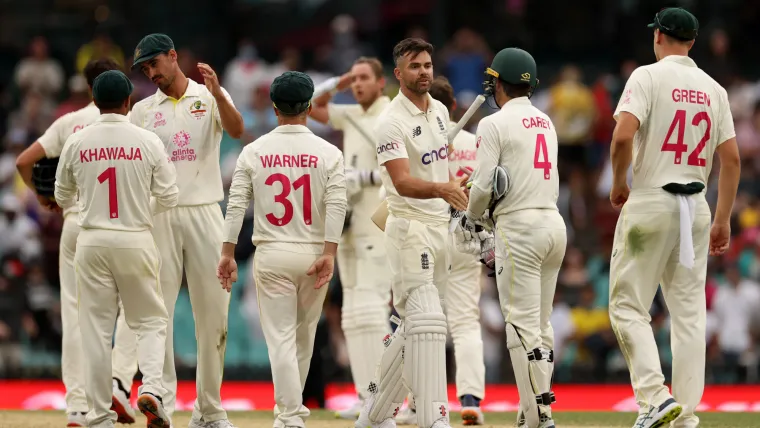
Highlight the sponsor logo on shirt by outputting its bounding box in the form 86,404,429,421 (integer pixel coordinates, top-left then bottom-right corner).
412,126,422,137
449,149,476,161
421,145,448,165
73,125,84,133
377,142,400,154
153,112,166,128
171,130,196,161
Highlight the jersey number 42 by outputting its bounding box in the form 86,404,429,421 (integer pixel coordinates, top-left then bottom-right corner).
661,109,711,167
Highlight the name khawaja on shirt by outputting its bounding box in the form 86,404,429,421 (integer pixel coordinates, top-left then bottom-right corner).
80,147,142,163
672,88,711,106
260,154,319,168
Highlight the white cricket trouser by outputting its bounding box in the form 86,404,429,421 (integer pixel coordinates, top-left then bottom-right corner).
609,189,710,428
338,228,391,400
112,298,138,391
111,203,231,421
445,235,485,400
75,230,168,427
60,214,87,413
254,243,329,428
494,210,566,357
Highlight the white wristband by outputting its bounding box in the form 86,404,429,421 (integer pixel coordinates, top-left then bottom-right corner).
312,77,340,100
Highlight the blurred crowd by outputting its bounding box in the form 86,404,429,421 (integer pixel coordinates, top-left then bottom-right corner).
0,16,759,388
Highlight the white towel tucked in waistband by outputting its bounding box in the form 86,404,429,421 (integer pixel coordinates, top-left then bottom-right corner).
677,195,697,269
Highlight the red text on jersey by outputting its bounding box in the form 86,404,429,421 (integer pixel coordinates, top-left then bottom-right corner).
672,89,711,106
80,147,143,163
522,116,552,130
448,149,476,162
260,154,319,169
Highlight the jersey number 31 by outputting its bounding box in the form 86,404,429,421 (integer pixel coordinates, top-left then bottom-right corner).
661,109,711,167
265,173,312,227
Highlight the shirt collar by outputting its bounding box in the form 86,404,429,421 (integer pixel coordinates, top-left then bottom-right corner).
396,90,436,116
97,113,130,123
154,78,201,104
365,96,390,116
660,55,698,68
502,96,532,109
271,124,313,134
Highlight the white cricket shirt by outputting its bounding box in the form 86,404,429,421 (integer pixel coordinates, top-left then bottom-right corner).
447,122,478,178
224,125,347,251
468,97,560,219
375,91,451,223
55,114,178,246
614,55,736,190
327,96,389,236
129,79,234,206
37,102,100,217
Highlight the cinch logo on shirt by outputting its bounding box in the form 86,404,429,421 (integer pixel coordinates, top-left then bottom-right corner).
421,145,448,165
377,142,400,154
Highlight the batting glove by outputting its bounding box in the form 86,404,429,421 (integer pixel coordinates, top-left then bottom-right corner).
480,235,496,269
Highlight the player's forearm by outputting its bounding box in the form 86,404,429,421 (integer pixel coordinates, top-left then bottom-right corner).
394,174,445,200
715,154,740,225
610,135,633,187
467,183,491,218
18,163,34,191
221,242,236,258
322,241,338,257
215,94,244,139
312,77,340,102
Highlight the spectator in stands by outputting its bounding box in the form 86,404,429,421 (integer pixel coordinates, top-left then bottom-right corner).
222,39,269,109
13,36,64,107
239,83,278,143
6,90,54,145
23,262,60,352
75,30,124,73
0,273,26,376
735,100,760,161
440,28,492,101
548,65,596,175
570,285,616,381
0,194,41,262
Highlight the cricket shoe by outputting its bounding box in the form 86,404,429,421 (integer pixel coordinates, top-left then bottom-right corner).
460,395,484,426
137,393,171,428
112,379,136,424
517,411,555,428
355,394,397,428
66,412,87,427
335,399,363,420
632,398,683,428
188,418,238,428
394,407,417,425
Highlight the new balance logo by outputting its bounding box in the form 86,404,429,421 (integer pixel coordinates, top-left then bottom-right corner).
421,252,429,270
412,126,422,137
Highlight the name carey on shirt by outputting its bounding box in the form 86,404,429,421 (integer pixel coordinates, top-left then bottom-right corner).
80,147,142,163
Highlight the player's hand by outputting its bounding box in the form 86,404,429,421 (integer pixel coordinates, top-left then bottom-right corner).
217,255,238,293
438,176,469,211
198,63,222,97
709,222,731,256
36,194,61,213
610,183,630,211
336,72,353,91
307,254,334,289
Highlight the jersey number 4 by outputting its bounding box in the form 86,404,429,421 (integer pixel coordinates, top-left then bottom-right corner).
534,133,552,180
265,173,312,227
98,167,119,219
661,109,711,167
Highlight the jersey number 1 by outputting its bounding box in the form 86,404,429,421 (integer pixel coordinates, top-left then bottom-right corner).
98,167,119,219
534,133,552,180
661,109,711,167
265,173,312,227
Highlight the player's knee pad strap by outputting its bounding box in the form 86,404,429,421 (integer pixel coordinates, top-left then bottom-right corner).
403,284,449,428
367,320,408,422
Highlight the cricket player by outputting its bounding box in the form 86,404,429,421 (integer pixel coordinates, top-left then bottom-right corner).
54,70,178,428
355,38,468,428
609,8,740,428
14,58,139,427
112,33,245,428
428,76,486,426
309,57,392,419
217,71,347,428
462,48,565,428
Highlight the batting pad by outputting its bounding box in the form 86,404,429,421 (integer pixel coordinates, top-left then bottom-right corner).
367,320,408,422
534,358,555,417
404,284,449,428
343,302,391,400
506,323,539,428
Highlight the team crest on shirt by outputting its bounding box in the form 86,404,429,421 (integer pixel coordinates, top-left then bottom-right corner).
436,116,445,132
153,112,166,128
171,130,196,162
189,100,207,120
73,124,84,133
621,89,632,106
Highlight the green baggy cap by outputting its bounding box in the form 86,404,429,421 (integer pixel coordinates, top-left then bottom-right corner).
131,33,175,69
648,7,699,41
270,71,314,115
92,70,134,104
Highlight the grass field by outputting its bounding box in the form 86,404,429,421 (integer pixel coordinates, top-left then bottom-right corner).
0,410,758,428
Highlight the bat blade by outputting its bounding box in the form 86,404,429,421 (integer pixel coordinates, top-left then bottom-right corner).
447,94,486,143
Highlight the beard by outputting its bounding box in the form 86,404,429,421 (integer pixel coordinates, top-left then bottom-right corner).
405,76,431,95
154,74,175,91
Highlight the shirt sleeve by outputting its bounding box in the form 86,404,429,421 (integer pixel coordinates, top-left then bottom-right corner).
614,67,652,126
54,136,77,209
323,150,347,244
149,134,179,214
223,147,254,244
467,119,501,219
213,87,235,126
716,88,736,145
375,118,408,166
327,103,353,130
37,115,66,158
129,103,144,127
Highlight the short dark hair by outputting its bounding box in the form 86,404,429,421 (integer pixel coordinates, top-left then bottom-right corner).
275,101,310,117
429,76,455,112
84,59,122,88
94,98,127,110
353,57,384,79
502,82,531,98
392,38,434,66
